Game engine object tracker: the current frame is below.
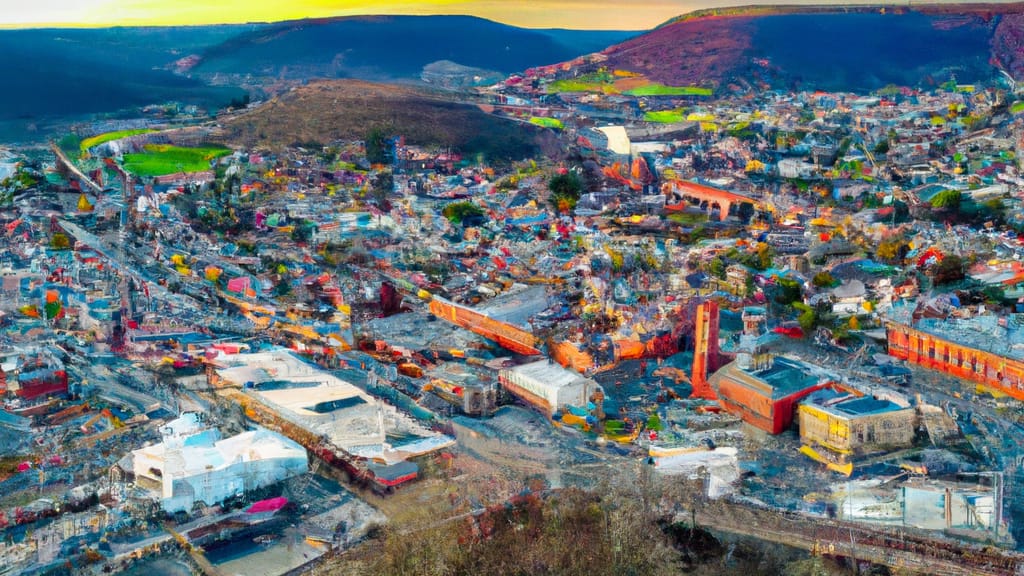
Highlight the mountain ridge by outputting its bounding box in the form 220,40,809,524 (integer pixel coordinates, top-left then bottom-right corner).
553,3,1024,93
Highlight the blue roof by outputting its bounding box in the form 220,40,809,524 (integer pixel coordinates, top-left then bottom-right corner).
833,396,905,416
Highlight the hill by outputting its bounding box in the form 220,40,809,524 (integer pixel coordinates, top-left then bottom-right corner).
584,4,1024,93
0,16,632,136
189,15,635,81
0,26,251,123
218,80,555,163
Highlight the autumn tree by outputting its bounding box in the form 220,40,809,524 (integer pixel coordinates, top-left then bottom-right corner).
548,171,583,213
875,238,907,263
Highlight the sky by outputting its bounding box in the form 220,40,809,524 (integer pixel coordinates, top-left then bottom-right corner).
0,0,1017,30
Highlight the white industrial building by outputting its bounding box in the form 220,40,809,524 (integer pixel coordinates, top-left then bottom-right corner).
214,349,454,464
130,413,308,513
498,360,603,416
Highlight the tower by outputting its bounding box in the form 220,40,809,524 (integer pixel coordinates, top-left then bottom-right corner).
691,300,720,400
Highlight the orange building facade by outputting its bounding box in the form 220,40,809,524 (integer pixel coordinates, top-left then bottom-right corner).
886,321,1024,401
428,298,541,356
691,300,720,400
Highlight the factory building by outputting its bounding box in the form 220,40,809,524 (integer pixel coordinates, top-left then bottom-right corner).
798,388,916,475
128,413,308,513
498,360,603,417
214,349,454,465
709,354,833,434
886,310,1024,401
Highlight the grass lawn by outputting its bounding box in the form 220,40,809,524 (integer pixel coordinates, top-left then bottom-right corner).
122,144,231,177
1012,101,1024,114
547,79,615,93
528,117,563,129
625,83,712,97
80,129,157,151
667,212,709,225
643,109,687,123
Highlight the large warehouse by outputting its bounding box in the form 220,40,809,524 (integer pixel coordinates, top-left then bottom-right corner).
129,413,308,513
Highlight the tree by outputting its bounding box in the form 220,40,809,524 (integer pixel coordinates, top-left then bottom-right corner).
50,233,71,251
442,201,485,225
227,93,250,111
792,302,817,332
709,257,726,280
370,170,394,209
876,238,906,263
930,189,961,210
290,219,316,243
775,277,802,306
273,279,292,297
932,255,965,285
812,271,836,288
739,244,774,271
548,171,583,213
365,127,393,165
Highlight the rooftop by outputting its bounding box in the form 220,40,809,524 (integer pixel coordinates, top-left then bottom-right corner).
216,349,454,464
710,355,829,401
887,302,1024,362
506,360,594,390
747,356,826,399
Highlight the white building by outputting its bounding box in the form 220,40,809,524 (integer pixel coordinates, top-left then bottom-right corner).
498,360,602,416
215,349,454,464
131,413,308,513
777,158,818,179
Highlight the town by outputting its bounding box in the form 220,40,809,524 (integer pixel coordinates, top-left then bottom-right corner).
3,24,1024,576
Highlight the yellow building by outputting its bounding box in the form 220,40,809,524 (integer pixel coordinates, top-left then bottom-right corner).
798,389,916,475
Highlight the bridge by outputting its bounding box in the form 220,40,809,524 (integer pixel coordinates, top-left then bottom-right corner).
663,179,765,221
691,499,1022,576
50,142,103,194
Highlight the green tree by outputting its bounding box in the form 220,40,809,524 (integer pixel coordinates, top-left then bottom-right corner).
709,257,726,280
273,279,292,297
50,233,71,251
442,201,485,225
370,170,394,208
365,127,393,165
812,271,836,288
290,219,316,243
792,302,817,332
930,189,961,210
983,198,1007,222
775,277,802,306
932,255,965,285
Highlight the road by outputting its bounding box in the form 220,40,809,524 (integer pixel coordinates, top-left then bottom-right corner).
50,142,103,194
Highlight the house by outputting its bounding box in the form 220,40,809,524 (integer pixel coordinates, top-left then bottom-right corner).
778,158,817,179
830,279,867,317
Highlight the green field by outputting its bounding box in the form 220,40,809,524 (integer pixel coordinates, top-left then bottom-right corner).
643,109,688,123
1012,101,1024,114
80,129,157,151
547,79,609,93
625,84,712,97
528,117,564,129
122,144,231,177
547,71,616,94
